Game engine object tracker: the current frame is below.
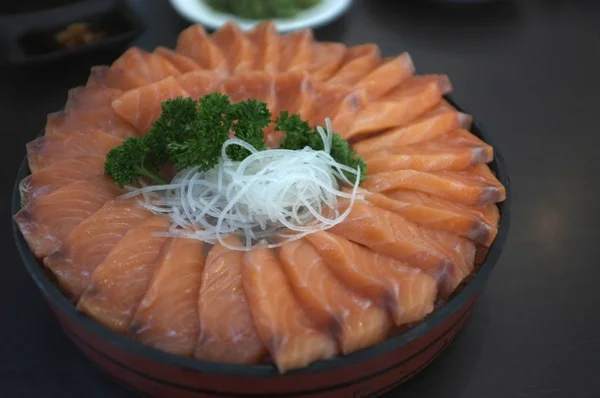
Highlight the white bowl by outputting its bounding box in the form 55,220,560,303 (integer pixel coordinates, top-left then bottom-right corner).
169,0,353,32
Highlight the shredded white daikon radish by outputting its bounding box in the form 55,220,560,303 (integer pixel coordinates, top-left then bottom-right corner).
122,118,362,251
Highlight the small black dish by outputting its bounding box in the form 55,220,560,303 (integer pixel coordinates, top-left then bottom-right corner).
0,0,145,66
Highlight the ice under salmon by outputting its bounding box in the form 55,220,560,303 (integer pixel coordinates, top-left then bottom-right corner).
13,21,506,373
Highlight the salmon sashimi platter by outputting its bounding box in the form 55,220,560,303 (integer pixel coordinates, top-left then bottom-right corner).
13,21,507,377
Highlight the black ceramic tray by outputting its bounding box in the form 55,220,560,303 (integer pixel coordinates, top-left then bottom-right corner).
0,0,145,66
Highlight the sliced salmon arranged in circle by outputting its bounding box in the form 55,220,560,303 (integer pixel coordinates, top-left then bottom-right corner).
364,128,494,173
26,130,123,173
242,246,338,373
304,231,438,325
176,24,227,74
360,189,499,245
279,29,313,72
195,236,267,364
328,44,381,87
211,22,255,73
112,47,181,83
130,237,205,357
19,155,105,204
345,75,452,140
10,21,508,372
279,239,392,355
154,46,201,73
77,215,172,333
308,42,346,81
112,76,191,134
354,53,416,100
363,165,506,205
87,65,148,90
329,200,475,297
44,198,152,299
177,70,225,100
222,71,277,110
353,102,467,157
247,21,280,74
13,176,123,259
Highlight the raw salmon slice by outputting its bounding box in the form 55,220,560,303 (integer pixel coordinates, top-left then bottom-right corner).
434,99,473,130
328,44,381,86
309,42,346,81
19,155,105,204
279,29,313,72
330,91,370,134
65,85,124,111
388,189,500,230
45,105,139,139
176,24,227,73
345,75,452,140
385,75,453,101
211,22,255,73
329,200,475,296
154,46,201,73
308,83,351,126
304,231,437,325
87,65,148,90
353,102,468,157
279,239,391,354
440,99,473,130
56,85,139,138
364,129,494,173
130,237,205,356
112,47,181,83
274,71,316,120
247,21,280,73
222,71,277,110
363,166,506,205
14,176,123,259
112,76,191,133
177,70,225,100
330,90,369,134
360,189,498,245
354,53,416,100
266,71,317,147
77,215,172,333
26,130,123,173
44,198,152,299
195,236,267,364
242,246,338,374
309,83,368,135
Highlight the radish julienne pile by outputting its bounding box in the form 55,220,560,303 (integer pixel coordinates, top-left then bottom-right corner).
123,118,363,251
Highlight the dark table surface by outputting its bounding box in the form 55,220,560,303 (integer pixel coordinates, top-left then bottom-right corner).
2,1,600,397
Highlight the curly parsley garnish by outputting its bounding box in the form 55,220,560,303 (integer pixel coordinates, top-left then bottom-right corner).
104,93,366,187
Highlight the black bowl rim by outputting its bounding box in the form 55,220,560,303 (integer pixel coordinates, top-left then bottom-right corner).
12,95,512,378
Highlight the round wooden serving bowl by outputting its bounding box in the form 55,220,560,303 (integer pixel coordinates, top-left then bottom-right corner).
12,96,511,398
